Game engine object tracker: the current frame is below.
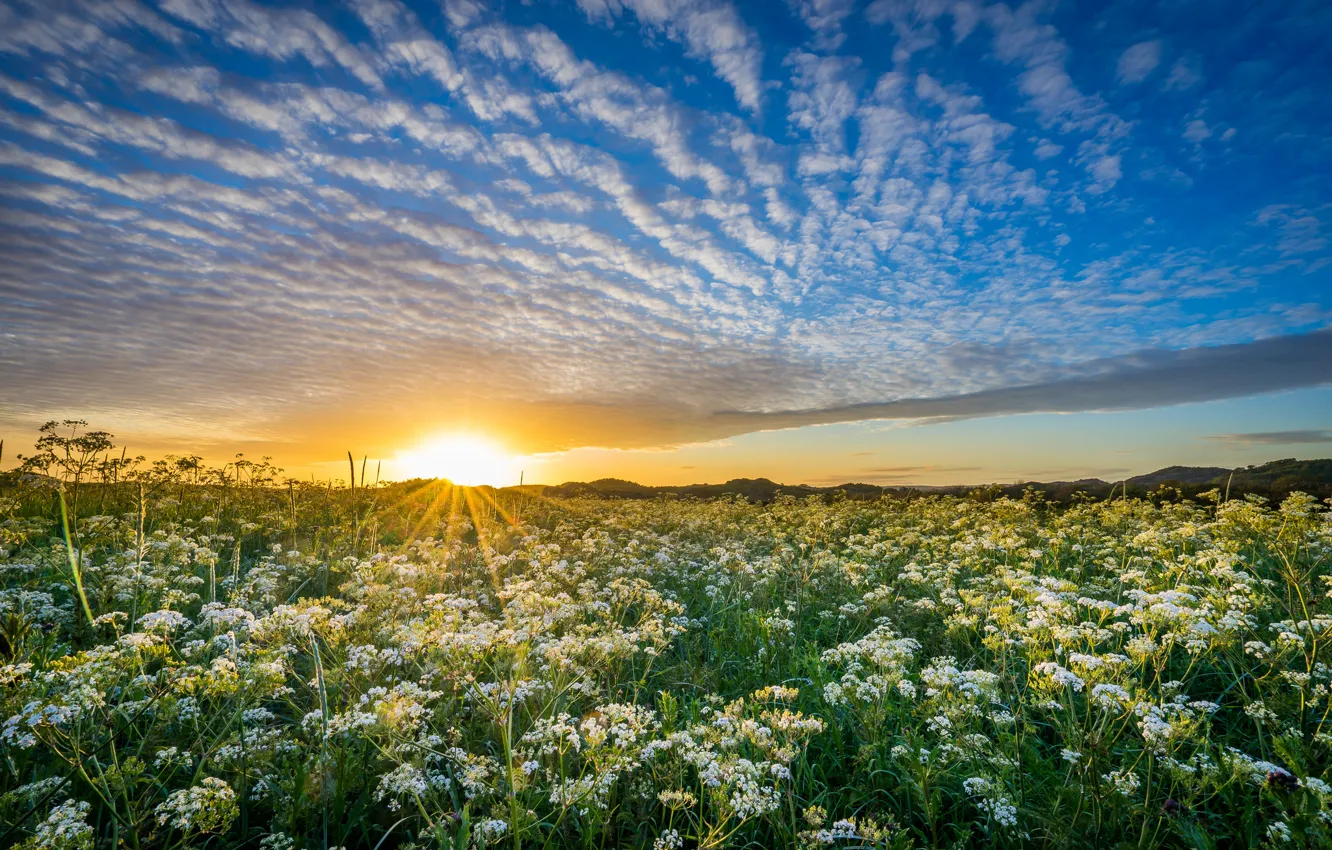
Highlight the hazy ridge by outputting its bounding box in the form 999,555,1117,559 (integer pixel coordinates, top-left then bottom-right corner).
533,457,1332,503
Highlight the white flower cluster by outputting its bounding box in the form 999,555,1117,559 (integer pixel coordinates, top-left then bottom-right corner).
4,472,1332,848
821,625,921,708
653,829,683,850
29,799,93,850
963,777,1017,828
154,777,239,834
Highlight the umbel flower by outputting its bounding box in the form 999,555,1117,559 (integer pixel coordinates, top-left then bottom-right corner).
3,449,1332,849
155,778,239,834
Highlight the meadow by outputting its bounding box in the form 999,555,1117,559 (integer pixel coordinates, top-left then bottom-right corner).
3,424,1332,849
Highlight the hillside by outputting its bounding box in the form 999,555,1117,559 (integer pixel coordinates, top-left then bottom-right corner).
1226,457,1332,488
1127,465,1231,486
538,458,1332,503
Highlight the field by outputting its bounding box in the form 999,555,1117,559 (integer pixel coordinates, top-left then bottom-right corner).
3,434,1332,848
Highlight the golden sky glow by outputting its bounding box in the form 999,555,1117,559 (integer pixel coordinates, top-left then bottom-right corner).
4,389,1331,488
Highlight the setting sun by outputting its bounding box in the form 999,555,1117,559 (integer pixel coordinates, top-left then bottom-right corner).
392,434,518,486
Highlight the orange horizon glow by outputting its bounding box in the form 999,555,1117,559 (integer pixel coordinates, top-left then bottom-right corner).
387,433,523,487
4,390,1329,491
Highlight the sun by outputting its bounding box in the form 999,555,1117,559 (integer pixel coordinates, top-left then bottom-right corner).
393,434,518,486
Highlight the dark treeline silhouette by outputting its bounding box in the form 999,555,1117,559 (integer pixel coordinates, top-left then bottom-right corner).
540,458,1332,505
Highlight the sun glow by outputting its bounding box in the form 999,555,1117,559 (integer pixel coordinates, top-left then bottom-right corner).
393,434,519,486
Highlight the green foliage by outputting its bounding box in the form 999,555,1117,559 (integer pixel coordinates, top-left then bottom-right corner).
2,427,1332,848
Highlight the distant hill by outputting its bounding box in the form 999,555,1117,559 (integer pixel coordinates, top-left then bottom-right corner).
1128,466,1231,486
545,477,821,501
1127,459,1332,493
535,458,1332,504
1225,458,1332,490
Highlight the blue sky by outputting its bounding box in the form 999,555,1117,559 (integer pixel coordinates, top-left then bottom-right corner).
0,0,1329,484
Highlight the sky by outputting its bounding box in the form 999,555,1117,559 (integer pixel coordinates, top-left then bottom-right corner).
0,0,1330,487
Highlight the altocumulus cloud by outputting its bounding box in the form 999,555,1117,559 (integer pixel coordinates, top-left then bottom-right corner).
0,0,1329,456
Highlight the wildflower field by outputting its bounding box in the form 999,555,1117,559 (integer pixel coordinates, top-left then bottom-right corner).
4,430,1332,848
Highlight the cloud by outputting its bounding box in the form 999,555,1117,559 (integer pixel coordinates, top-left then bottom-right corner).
986,3,1124,136
0,0,1328,467
1165,57,1202,90
349,0,463,90
0,0,185,65
789,0,858,49
802,464,983,486
861,465,981,474
158,0,385,91
1087,153,1122,188
786,52,860,151
703,329,1332,437
1255,205,1329,258
348,0,538,123
478,23,741,198
1033,138,1062,159
139,65,222,105
1183,118,1211,144
1205,430,1332,446
578,0,765,112
1117,40,1162,84
0,73,300,179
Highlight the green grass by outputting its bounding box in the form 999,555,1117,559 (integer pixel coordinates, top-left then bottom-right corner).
2,443,1331,849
